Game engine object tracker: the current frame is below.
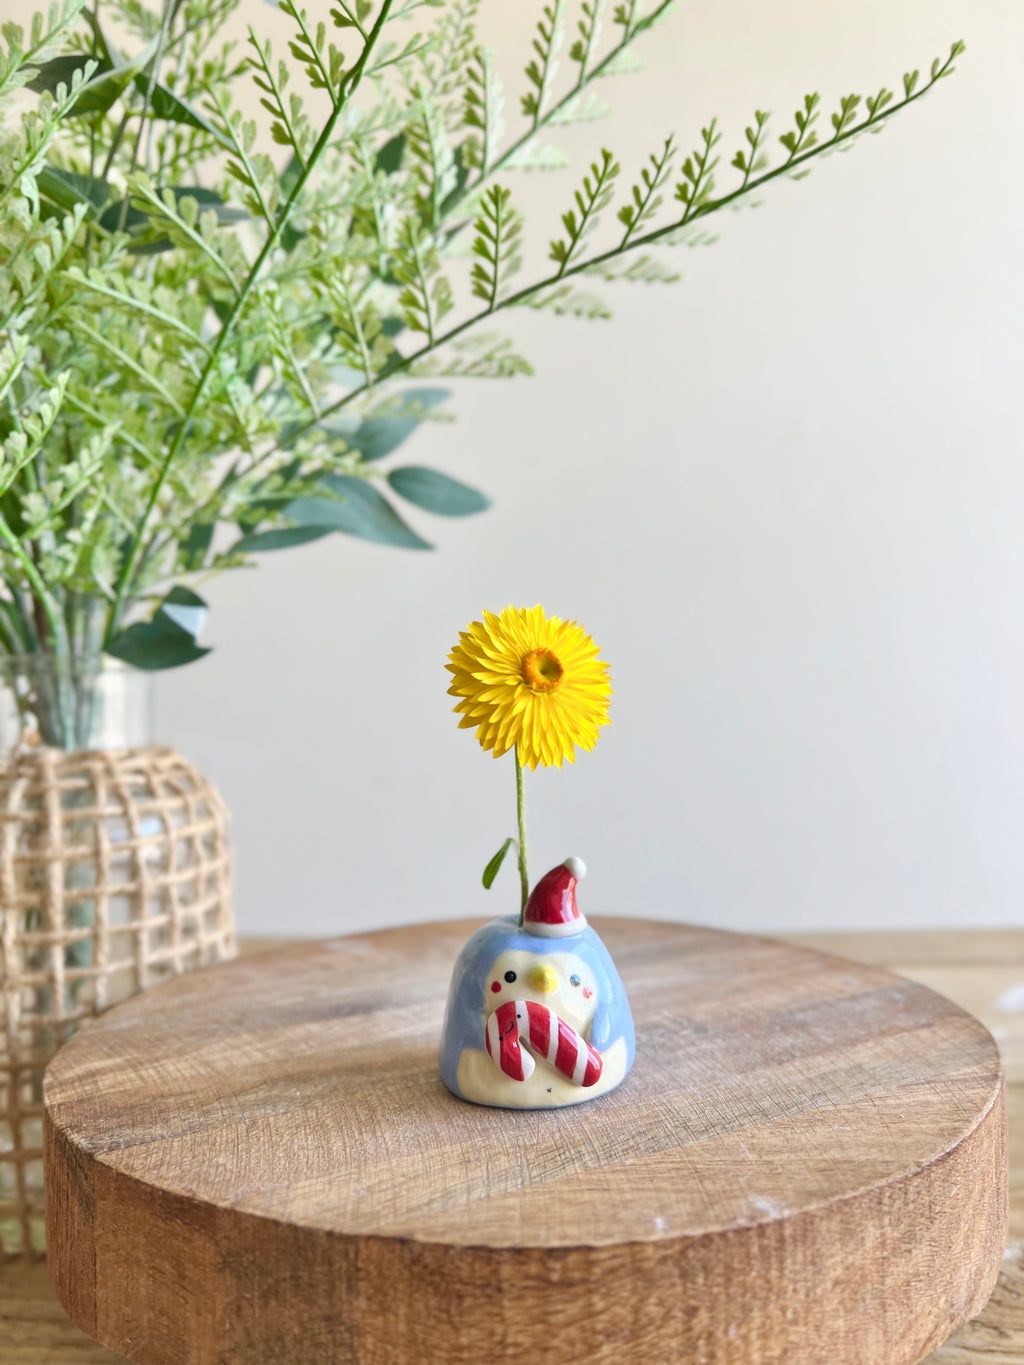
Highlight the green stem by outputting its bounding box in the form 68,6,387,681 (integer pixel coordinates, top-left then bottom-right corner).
99,110,131,181
0,516,76,742
103,0,396,642
118,0,180,233
515,746,529,923
0,517,69,658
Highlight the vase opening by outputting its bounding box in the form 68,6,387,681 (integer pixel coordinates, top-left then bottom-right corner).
0,654,152,754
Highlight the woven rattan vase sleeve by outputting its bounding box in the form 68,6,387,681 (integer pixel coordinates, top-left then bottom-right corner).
0,745,236,1256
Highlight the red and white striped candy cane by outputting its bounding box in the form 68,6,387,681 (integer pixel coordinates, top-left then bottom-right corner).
485,1000,602,1087
484,1001,535,1082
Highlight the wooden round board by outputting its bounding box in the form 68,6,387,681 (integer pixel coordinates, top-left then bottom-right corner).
44,919,1007,1365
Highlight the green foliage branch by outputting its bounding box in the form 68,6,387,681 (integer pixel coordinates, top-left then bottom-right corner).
0,0,963,741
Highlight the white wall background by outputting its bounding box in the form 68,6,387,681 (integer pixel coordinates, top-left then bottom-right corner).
156,0,1024,937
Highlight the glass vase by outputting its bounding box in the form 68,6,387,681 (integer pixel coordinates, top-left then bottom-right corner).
0,652,152,753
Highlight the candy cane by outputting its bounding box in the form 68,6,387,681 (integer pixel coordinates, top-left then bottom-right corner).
485,1000,602,1087
485,1000,535,1082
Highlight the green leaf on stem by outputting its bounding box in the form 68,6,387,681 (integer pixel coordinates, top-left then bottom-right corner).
133,75,229,144
97,186,248,248
25,55,132,115
38,166,112,217
349,417,418,462
179,521,216,570
293,474,432,549
374,132,406,175
106,587,211,670
347,389,450,461
231,525,333,553
483,837,515,889
388,466,490,516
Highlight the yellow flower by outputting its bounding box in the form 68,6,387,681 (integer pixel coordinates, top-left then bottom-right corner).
446,605,612,770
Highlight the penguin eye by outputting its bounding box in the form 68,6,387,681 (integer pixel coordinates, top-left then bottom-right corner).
570,974,581,988
504,970,517,983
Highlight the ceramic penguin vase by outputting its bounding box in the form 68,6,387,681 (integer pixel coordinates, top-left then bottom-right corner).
440,858,635,1109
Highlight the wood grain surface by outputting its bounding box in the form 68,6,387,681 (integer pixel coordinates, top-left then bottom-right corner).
36,919,1007,1365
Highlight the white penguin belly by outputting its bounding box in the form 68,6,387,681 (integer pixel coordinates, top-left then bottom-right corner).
456,1036,629,1109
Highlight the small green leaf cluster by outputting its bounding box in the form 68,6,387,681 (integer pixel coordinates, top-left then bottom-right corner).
549,146,620,271
674,121,720,219
618,135,673,243
0,0,964,731
471,185,522,308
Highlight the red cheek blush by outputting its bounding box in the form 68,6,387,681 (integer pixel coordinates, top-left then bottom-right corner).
583,988,593,999
491,981,501,993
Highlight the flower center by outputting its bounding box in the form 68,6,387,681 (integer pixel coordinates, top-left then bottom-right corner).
522,647,564,693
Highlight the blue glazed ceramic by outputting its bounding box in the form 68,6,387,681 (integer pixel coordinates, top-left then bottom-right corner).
439,861,635,1109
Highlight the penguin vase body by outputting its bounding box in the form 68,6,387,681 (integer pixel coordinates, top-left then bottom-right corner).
440,859,635,1109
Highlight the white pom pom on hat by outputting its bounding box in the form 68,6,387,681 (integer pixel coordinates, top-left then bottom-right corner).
523,856,587,937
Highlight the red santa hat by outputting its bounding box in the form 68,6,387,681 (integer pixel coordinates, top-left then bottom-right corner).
523,857,587,937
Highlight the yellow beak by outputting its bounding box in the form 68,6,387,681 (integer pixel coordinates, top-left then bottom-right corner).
529,964,558,995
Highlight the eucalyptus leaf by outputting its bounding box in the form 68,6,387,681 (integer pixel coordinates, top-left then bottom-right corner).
133,75,230,145
280,153,303,198
160,585,207,639
388,466,490,517
374,132,406,175
180,521,215,570
231,526,333,553
392,388,451,410
106,631,209,670
26,55,133,114
106,586,211,670
25,54,103,93
38,166,112,217
375,350,409,381
349,417,417,462
482,837,515,889
96,201,150,234
349,388,451,461
279,153,306,250
98,187,248,247
293,475,432,549
438,143,471,217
